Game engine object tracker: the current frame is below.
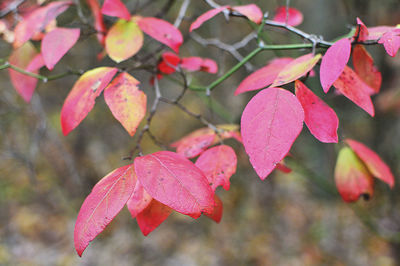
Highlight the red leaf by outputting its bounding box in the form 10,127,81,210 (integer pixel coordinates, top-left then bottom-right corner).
241,88,304,180
231,4,263,24
205,194,223,223
189,6,229,32
85,0,106,46
134,151,215,218
333,66,375,116
353,17,369,42
234,57,293,95
335,147,374,202
270,53,321,87
137,17,183,53
158,52,180,74
272,6,304,26
378,29,400,57
346,139,395,188
195,145,237,191
13,1,73,48
8,42,39,102
41,27,80,70
136,199,173,236
320,38,351,93
105,18,143,63
276,162,292,173
101,0,130,20
180,56,218,73
126,181,152,218
74,164,136,256
104,72,146,136
352,45,381,93
295,80,338,143
201,58,218,73
61,67,118,135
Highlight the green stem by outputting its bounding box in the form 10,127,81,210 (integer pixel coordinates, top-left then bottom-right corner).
8,64,48,81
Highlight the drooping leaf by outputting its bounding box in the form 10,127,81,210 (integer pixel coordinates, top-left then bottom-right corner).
378,29,400,57
105,18,143,63
41,27,80,70
136,199,173,236
333,66,374,116
158,52,180,74
346,139,395,188
85,0,107,45
241,88,304,180
270,53,321,87
126,181,152,218
134,151,215,218
74,164,136,256
352,45,381,93
353,17,369,42
335,147,374,203
231,4,263,24
234,57,293,95
320,38,351,93
101,0,130,20
180,56,218,73
189,6,229,32
205,194,223,223
104,72,146,136
272,6,304,26
8,41,39,102
295,80,338,143
195,145,237,191
61,67,118,135
137,17,183,53
13,1,73,48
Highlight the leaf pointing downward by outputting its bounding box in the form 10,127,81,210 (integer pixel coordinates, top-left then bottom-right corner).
352,45,382,93
241,88,304,180
136,199,173,236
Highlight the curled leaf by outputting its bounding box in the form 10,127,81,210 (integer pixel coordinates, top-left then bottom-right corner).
353,17,369,42
136,199,173,236
158,52,180,74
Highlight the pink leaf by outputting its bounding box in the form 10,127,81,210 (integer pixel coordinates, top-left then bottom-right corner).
189,6,229,32
272,6,304,26
180,56,218,73
13,1,73,48
85,0,106,46
352,45,381,93
205,194,223,223
60,67,118,135
101,0,130,20
320,38,351,93
136,199,173,236
104,72,146,136
195,145,237,191
74,164,136,256
137,17,183,53
378,29,400,57
126,181,152,218
26,53,45,72
367,26,396,41
346,139,395,188
231,4,263,24
134,151,215,218
241,88,304,180
234,57,293,95
333,66,375,116
41,27,80,70
8,42,39,102
295,80,339,143
270,53,321,87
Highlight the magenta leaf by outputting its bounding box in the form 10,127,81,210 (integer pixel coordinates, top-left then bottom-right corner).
231,4,263,24
101,0,131,20
136,199,173,236
272,6,304,26
189,6,229,32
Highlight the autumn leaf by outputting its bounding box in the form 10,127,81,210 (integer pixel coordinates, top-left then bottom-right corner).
189,6,229,32
105,18,143,63
137,17,183,53
101,0,130,20
295,80,339,143
333,66,375,116
270,53,321,87
195,145,237,191
8,41,39,102
234,57,293,95
272,6,304,26
104,72,146,136
241,88,304,180
378,29,400,57
180,56,218,73
346,139,395,188
158,52,180,74
320,38,351,93
335,147,374,202
352,45,381,93
136,199,173,236
74,164,136,256
126,181,152,218
205,194,223,223
60,67,118,135
41,27,80,70
231,4,263,24
134,151,215,218
353,17,369,42
85,0,107,45
366,26,396,41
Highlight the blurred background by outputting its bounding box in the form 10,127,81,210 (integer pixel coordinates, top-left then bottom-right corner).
1,0,400,265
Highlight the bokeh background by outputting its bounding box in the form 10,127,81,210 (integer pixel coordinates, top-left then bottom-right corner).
1,0,400,265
